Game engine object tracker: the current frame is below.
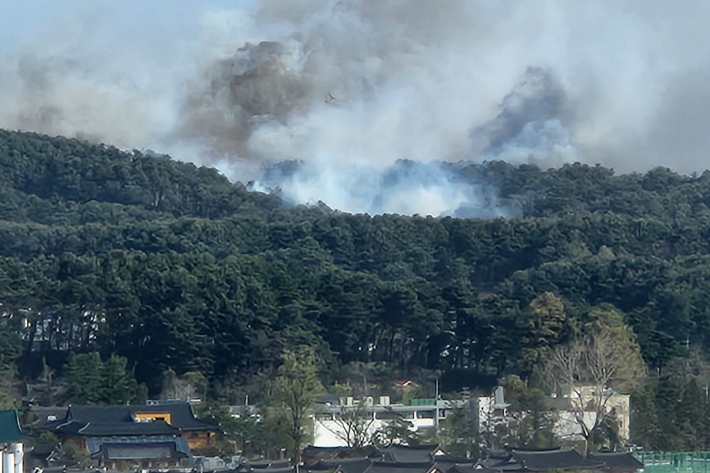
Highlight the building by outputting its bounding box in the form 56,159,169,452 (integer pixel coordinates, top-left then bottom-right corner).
477,387,510,435
301,445,641,473
549,386,630,443
479,447,638,473
477,385,631,446
312,396,471,448
42,401,219,470
304,444,476,473
0,409,25,473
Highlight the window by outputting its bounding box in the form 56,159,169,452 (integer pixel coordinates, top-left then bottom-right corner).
375,411,399,420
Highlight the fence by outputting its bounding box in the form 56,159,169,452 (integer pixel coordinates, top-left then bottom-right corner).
638,452,710,473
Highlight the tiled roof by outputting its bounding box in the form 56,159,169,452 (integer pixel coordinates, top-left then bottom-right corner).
252,460,293,470
588,453,643,471
56,419,180,437
67,402,218,431
378,445,441,464
303,446,358,465
484,448,604,472
251,467,296,473
309,457,373,473
28,406,70,426
47,402,218,437
445,464,495,473
0,409,24,443
85,436,191,461
434,455,473,464
367,461,441,473
86,437,192,458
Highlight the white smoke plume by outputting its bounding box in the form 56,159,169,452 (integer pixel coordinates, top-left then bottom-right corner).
2,1,710,216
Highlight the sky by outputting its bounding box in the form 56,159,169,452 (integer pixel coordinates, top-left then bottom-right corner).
3,1,710,216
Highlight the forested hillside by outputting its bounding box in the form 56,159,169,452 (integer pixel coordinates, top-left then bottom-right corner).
2,129,710,450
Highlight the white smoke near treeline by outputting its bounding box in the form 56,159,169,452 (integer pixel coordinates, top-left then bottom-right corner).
2,0,710,216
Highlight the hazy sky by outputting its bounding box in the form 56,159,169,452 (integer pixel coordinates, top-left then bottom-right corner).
3,1,710,215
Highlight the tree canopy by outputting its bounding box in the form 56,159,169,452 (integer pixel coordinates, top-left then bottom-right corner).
2,129,710,450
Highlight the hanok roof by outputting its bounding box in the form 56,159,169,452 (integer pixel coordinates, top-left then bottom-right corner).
29,443,58,459
28,406,70,426
446,464,495,473
251,467,296,473
435,455,474,464
367,461,443,473
86,436,191,461
303,446,358,465
379,445,442,464
588,453,643,471
252,460,293,470
56,419,180,437
483,448,604,472
0,409,25,443
49,402,218,437
309,457,373,473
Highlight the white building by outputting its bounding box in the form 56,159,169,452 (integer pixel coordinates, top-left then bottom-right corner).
312,396,470,447
476,386,510,435
550,385,630,443
476,385,630,445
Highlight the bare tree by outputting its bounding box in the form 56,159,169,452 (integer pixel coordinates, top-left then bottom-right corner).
319,402,377,448
546,329,646,452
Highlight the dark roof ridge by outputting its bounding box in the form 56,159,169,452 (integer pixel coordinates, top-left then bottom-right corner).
372,461,437,468
319,457,372,464
390,444,441,451
505,446,561,452
510,447,574,455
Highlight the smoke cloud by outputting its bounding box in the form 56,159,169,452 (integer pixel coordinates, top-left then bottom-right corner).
2,1,710,216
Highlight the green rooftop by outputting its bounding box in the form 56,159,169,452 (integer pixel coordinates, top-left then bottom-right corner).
0,409,24,443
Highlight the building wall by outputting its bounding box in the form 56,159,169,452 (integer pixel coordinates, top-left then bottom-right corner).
311,399,464,447
183,430,217,450
553,387,630,442
477,385,631,443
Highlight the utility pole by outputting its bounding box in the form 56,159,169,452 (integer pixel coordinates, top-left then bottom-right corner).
435,378,440,430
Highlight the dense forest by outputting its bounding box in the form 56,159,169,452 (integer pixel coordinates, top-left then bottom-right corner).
3,129,710,452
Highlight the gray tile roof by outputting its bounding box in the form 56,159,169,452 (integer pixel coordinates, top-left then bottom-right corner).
483,448,604,472
309,457,373,473
378,445,441,464
366,461,440,473
252,460,292,470
85,436,191,461
48,402,218,437
56,419,180,437
588,453,643,471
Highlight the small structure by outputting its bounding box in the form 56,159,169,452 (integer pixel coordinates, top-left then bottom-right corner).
0,409,25,473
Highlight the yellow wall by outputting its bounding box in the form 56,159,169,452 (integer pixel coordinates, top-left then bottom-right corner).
133,412,172,424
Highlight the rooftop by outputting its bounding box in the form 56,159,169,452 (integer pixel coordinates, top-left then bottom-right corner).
0,409,24,443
